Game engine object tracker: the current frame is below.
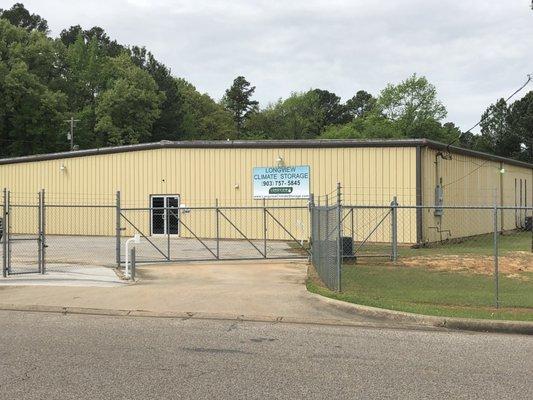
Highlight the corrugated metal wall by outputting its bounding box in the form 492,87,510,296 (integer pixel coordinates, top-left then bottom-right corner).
0,146,418,242
421,147,533,243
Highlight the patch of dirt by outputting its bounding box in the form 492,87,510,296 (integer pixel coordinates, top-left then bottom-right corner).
399,253,532,279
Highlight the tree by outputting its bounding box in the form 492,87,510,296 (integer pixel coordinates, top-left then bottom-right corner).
223,76,259,137
59,25,83,46
507,91,533,162
246,91,325,139
0,19,67,157
320,113,402,140
311,89,351,125
57,33,108,149
59,25,124,56
0,3,48,32
477,98,521,158
175,78,236,139
130,46,187,141
345,90,376,118
376,74,447,136
94,54,164,145
84,26,123,56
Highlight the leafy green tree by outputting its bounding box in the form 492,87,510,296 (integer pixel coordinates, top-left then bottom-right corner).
130,46,187,141
320,113,402,139
176,78,236,139
507,91,533,162
345,90,376,118
0,19,67,156
59,25,83,46
84,26,123,57
58,33,107,148
376,74,447,136
0,3,48,32
223,76,259,137
311,89,350,125
60,25,123,56
440,122,473,147
95,54,164,145
246,91,325,139
477,98,521,158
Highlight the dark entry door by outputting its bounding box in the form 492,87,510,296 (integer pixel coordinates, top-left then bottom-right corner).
151,195,180,235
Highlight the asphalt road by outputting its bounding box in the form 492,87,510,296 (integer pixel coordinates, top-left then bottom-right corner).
0,311,531,400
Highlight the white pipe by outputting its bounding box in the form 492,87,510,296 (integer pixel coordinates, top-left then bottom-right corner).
124,234,141,278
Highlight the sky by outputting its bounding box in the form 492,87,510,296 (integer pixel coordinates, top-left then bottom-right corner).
10,0,533,131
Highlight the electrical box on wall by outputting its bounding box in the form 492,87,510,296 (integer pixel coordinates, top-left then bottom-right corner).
434,185,444,216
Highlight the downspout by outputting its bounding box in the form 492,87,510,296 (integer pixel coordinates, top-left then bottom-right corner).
416,146,423,244
433,150,450,241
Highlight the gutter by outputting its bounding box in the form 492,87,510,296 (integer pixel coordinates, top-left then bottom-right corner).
0,138,531,169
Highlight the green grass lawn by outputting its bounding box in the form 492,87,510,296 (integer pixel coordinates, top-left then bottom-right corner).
308,265,533,321
355,230,532,258
308,230,533,321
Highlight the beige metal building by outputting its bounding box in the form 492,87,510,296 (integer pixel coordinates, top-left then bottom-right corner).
0,139,531,244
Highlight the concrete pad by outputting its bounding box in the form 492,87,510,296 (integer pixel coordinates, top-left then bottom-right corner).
0,235,300,271
0,266,126,287
0,260,390,325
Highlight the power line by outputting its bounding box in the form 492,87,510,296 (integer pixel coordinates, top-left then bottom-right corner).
442,160,489,188
446,74,532,151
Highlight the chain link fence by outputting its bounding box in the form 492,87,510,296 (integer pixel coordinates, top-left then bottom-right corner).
310,185,533,313
2,184,532,313
1,189,311,277
310,204,341,291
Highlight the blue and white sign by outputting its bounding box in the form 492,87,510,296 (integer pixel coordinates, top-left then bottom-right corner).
253,165,310,199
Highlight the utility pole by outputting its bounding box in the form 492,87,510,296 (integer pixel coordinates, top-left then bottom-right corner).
65,117,80,151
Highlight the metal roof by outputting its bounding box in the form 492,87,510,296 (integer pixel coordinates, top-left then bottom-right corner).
0,138,531,169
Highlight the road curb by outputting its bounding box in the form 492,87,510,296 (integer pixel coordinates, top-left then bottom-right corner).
1,300,530,335
306,292,533,335
0,303,437,331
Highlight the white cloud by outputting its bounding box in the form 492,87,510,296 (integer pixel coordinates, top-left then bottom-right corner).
17,0,533,130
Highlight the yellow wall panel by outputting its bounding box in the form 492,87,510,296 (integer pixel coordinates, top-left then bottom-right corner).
421,147,532,243
0,145,418,242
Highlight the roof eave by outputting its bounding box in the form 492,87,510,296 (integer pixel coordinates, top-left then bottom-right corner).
0,138,531,169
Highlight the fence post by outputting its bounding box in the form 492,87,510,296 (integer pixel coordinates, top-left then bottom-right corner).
2,188,7,278
42,189,46,274
315,194,320,268
215,198,220,260
493,205,500,308
166,202,171,260
263,198,267,258
309,194,314,263
115,191,121,268
37,190,41,274
38,189,46,274
6,190,10,275
336,182,342,292
390,196,398,262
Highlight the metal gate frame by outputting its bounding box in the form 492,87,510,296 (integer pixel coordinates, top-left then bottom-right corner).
118,204,310,264
2,189,46,276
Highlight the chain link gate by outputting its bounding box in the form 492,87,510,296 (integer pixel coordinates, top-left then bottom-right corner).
2,189,46,276
118,204,311,264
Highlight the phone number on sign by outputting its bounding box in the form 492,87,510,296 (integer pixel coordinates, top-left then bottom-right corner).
261,180,301,187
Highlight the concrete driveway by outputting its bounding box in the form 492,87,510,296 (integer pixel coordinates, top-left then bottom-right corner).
0,260,385,325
